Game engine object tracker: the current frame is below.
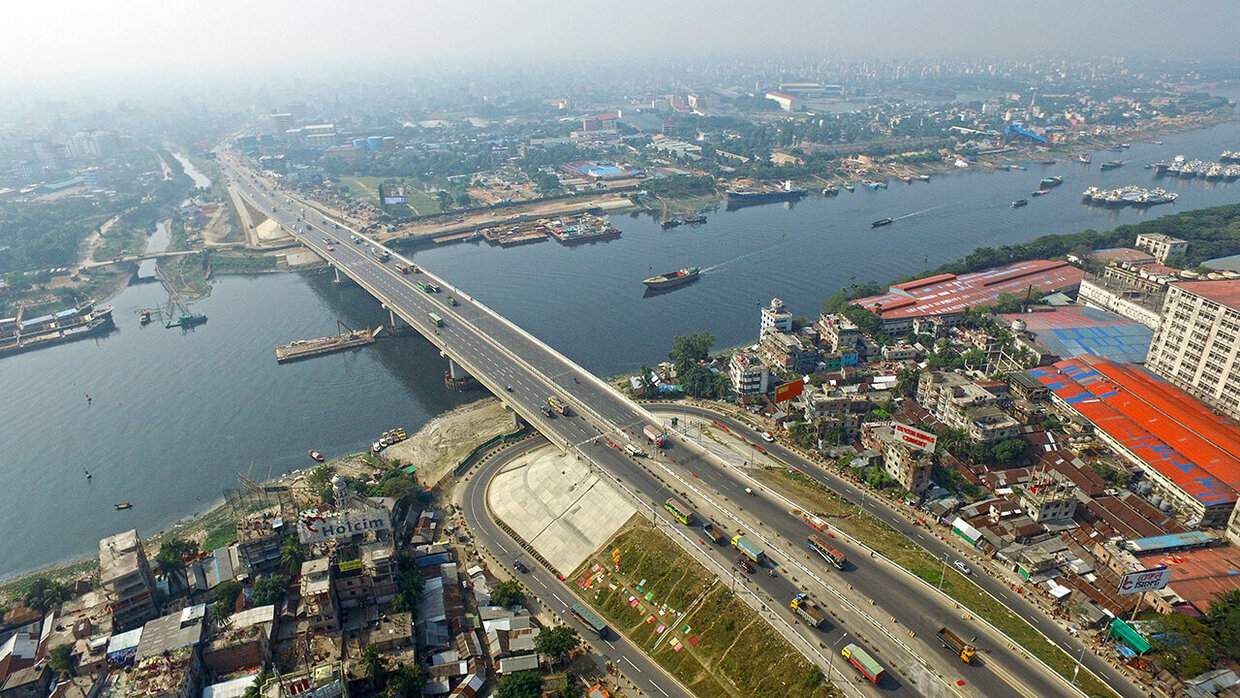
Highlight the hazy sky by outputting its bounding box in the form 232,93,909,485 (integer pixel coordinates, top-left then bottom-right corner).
3,0,1239,84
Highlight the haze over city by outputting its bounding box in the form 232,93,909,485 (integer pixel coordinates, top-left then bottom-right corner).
5,3,1240,698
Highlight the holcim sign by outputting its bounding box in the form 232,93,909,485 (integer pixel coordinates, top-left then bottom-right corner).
1118,567,1173,595
298,508,391,544
894,422,937,454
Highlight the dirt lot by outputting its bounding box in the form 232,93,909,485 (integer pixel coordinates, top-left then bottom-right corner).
383,398,515,487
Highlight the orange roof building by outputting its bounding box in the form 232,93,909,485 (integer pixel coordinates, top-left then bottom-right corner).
1030,355,1240,527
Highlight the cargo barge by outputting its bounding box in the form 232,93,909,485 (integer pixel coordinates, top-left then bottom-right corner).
0,302,115,357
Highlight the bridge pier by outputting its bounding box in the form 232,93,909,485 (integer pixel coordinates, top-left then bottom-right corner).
333,266,342,284
443,357,479,392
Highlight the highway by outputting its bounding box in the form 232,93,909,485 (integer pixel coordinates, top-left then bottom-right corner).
660,404,1147,698
461,437,692,698
220,154,1131,698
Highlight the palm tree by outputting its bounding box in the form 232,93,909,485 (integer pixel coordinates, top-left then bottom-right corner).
279,536,304,575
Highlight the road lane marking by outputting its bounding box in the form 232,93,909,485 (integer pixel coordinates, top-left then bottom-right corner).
649,680,668,696
551,592,566,607
623,656,641,673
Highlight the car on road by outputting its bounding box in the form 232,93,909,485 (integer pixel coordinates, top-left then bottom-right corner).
760,432,775,443
735,555,755,573
326,245,334,251
505,385,513,392
539,405,554,418
513,559,530,574
954,560,972,575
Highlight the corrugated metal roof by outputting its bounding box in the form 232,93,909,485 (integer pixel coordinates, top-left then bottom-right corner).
1125,531,1214,553
1031,356,1240,506
854,260,1085,320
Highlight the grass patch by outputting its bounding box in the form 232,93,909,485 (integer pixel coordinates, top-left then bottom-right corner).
201,516,238,551
751,467,1113,698
241,198,269,227
341,176,442,215
210,252,277,274
159,253,212,299
93,226,145,262
571,517,835,698
403,189,442,216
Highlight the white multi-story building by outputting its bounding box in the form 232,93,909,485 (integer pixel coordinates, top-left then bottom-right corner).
729,353,769,395
1135,233,1188,264
760,298,793,336
1146,280,1240,420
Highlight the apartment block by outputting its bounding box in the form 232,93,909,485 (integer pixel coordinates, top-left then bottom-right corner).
1146,280,1240,420
99,530,159,632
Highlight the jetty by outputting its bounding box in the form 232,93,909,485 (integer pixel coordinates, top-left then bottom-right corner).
276,321,381,363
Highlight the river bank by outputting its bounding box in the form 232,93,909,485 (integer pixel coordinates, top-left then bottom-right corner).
0,396,510,595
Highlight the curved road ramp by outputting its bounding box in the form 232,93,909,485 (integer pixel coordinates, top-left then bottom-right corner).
488,445,635,572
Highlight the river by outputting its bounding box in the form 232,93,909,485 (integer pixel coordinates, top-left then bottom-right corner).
169,150,211,190
3,118,1240,579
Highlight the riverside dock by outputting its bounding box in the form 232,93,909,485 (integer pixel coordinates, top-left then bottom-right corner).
276,324,380,363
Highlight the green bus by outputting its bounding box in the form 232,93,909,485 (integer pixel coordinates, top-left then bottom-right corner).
428,312,444,327
570,602,609,639
664,497,694,525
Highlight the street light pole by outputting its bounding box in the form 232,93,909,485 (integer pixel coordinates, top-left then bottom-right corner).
938,555,947,591
827,631,849,685
1072,646,1085,685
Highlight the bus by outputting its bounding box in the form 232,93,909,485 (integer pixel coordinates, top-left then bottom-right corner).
807,534,846,570
570,603,609,639
428,312,444,327
663,498,694,525
841,643,885,684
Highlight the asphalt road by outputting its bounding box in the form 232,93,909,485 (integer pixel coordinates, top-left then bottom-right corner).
461,437,691,698
662,404,1145,698
220,155,1125,698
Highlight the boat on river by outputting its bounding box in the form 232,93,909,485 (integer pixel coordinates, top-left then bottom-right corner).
643,267,700,290
871,218,893,228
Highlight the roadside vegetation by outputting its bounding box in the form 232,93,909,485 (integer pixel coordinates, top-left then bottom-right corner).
572,517,834,698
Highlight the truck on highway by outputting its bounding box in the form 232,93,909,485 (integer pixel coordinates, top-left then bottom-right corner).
790,593,825,629
643,425,667,448
570,603,609,639
841,643,885,684
701,522,724,545
428,313,444,327
623,444,646,458
807,534,846,570
730,535,765,564
547,396,570,416
371,247,390,262
935,626,976,663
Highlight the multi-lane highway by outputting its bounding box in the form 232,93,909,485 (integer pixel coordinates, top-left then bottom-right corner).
220,154,1133,698
461,437,692,698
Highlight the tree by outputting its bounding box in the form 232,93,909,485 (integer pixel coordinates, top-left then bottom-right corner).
381,475,418,503
252,574,290,606
384,664,425,698
668,332,714,375
22,577,69,612
1207,589,1240,661
497,671,543,698
360,645,388,683
895,367,921,397
455,191,473,208
48,643,76,678
280,536,305,575
492,580,524,607
156,536,199,575
1150,612,1219,676
992,439,1026,463
534,625,579,660
435,190,454,210
212,580,243,612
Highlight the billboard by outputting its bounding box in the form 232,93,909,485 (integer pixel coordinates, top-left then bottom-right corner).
774,380,804,403
1118,567,1173,595
893,422,937,453
298,507,391,544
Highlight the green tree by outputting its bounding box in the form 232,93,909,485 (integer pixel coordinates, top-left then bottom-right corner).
492,580,524,607
48,644,76,678
360,645,388,683
280,536,305,574
1207,589,1240,661
1150,612,1219,676
155,536,199,575
212,579,243,612
534,625,579,661
22,577,70,612
497,671,543,698
252,574,290,606
635,364,659,399
384,664,426,698
992,439,1026,463
455,191,473,208
381,475,418,503
435,190,454,210
895,367,921,397
668,331,714,375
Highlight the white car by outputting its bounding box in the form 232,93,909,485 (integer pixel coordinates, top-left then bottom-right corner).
954,560,972,575
760,432,775,443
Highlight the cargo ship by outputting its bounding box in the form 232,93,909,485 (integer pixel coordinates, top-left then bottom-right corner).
0,302,115,357
726,181,808,206
643,267,700,290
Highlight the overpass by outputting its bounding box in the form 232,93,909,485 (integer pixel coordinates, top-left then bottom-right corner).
222,153,1136,698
